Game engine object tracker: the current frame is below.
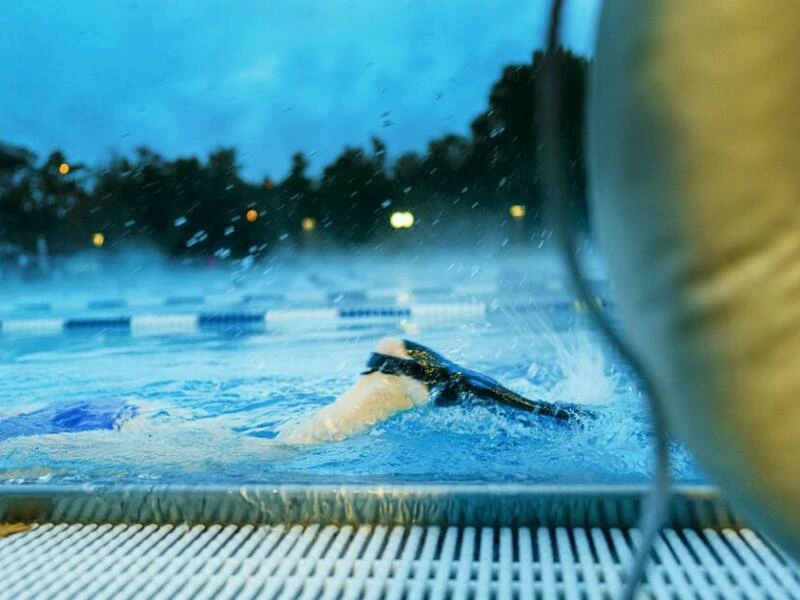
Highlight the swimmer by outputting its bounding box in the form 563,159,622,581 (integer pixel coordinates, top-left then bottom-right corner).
279,337,593,444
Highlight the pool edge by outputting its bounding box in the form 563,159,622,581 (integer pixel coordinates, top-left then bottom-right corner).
0,483,740,529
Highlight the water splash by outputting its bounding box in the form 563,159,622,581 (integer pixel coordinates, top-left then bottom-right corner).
533,324,622,406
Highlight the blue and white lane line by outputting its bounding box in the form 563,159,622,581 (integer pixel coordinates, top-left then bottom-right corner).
0,285,503,315
0,299,608,336
0,303,483,336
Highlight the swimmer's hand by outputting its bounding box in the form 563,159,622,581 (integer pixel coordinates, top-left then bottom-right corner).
277,338,429,444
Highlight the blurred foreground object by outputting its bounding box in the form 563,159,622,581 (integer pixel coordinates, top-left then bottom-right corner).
590,1,800,556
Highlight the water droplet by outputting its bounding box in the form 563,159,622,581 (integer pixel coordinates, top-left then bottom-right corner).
185,229,208,248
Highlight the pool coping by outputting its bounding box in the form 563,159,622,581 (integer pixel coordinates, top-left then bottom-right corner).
0,483,741,529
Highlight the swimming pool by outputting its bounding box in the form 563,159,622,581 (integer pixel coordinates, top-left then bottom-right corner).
1,249,778,600
0,249,705,488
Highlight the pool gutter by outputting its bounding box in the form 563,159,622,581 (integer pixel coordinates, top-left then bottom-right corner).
0,483,739,529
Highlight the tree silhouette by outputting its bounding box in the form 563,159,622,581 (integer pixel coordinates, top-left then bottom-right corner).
317,143,392,245
278,152,316,233
0,47,591,259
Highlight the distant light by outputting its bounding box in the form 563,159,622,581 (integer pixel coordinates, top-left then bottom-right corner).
58,162,70,175
301,217,317,232
395,290,412,305
390,211,415,229
91,232,105,247
510,204,526,219
245,209,258,223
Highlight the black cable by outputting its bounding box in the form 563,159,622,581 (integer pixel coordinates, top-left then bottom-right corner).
540,2,672,598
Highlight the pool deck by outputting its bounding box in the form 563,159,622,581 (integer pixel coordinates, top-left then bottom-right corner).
1,484,798,599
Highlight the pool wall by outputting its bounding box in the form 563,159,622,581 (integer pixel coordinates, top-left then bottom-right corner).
0,484,740,529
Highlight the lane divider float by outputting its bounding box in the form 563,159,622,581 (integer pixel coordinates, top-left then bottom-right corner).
0,298,610,337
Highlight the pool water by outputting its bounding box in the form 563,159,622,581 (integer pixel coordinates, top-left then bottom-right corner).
0,249,706,486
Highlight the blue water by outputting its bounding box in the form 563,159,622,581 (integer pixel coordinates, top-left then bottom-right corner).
0,249,706,486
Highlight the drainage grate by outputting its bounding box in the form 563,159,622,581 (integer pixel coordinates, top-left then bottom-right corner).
1,523,798,599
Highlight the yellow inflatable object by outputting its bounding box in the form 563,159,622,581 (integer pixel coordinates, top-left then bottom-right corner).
590,2,800,555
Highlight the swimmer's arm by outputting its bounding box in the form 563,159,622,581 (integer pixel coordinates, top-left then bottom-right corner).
278,372,429,444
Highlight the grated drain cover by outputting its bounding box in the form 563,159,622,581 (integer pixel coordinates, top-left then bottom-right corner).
1,522,798,599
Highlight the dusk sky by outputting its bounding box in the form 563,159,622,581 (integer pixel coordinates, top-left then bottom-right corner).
1,1,601,179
